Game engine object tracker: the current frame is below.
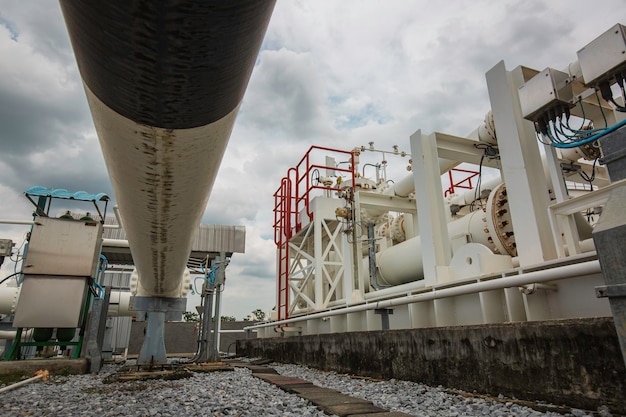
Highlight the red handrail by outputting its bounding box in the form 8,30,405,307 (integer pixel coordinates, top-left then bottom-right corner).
272,146,356,322
444,168,480,197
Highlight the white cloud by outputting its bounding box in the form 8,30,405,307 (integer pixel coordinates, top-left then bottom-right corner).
2,0,626,320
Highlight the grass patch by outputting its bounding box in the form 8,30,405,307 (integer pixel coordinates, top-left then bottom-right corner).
0,371,30,386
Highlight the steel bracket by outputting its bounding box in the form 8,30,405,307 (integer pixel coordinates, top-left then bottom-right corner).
595,283,626,298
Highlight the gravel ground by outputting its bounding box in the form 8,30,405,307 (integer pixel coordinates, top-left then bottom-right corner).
0,361,612,417
0,365,329,417
273,363,611,417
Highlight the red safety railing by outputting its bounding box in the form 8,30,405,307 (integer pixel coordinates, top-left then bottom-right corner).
273,172,295,323
272,146,356,321
444,168,480,197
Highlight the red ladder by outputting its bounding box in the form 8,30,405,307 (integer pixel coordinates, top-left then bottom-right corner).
273,172,295,323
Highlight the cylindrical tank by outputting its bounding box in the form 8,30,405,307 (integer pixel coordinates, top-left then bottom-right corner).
59,1,276,297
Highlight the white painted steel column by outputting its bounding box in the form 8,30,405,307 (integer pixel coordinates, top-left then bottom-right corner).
410,130,451,286
486,62,557,265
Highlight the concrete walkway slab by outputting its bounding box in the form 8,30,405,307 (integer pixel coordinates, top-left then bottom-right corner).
249,365,405,417
254,373,314,390
244,365,279,374
291,386,371,405
318,402,387,417
346,413,415,417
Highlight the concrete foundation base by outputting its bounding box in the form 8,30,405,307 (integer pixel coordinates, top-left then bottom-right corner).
237,317,626,414
0,358,89,377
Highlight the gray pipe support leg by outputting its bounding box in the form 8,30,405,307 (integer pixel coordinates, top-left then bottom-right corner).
593,184,626,368
130,296,187,366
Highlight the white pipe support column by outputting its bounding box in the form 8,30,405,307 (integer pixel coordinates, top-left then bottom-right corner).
486,62,557,265
410,130,451,286
544,144,579,258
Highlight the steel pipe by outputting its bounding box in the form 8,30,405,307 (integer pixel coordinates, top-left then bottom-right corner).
246,259,601,329
60,1,276,298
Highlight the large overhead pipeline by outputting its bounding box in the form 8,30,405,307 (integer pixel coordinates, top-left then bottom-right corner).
59,1,276,297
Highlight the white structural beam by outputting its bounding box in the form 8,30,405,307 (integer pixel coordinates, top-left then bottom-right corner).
410,130,451,286
486,62,557,265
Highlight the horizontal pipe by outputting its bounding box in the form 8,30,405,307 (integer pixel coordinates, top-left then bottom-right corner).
0,329,33,340
246,259,601,330
102,238,129,248
0,219,34,225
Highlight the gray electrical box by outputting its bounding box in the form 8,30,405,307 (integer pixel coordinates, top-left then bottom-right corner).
519,67,575,122
22,217,103,278
13,275,88,328
0,239,13,257
577,23,626,86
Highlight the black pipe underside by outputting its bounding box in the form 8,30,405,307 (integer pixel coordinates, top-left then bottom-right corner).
60,0,276,129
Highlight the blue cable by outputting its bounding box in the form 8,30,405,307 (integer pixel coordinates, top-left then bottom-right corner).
209,267,218,285
99,254,109,272
547,118,626,149
93,281,105,300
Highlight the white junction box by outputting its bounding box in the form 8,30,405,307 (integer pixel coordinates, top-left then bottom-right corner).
519,67,575,121
577,23,626,86
22,216,103,278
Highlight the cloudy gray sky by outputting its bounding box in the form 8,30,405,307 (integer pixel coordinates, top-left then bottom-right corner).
1,1,625,320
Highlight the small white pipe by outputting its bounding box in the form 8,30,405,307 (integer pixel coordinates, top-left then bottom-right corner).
102,238,130,248
0,371,47,394
103,206,123,229
246,259,601,330
0,328,33,340
0,220,34,225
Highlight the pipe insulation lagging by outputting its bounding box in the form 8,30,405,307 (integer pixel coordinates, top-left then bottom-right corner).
59,1,276,298
107,291,133,317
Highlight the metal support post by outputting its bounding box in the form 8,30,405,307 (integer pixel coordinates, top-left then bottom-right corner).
196,283,215,362
82,287,111,373
374,308,393,330
140,311,167,366
593,185,626,368
130,296,187,366
410,130,451,285
593,130,626,368
486,62,557,265
211,284,223,362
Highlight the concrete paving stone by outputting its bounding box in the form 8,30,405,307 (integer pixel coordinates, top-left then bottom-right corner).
346,413,415,417
254,373,315,389
250,358,274,365
292,387,372,406
244,365,279,374
317,402,387,417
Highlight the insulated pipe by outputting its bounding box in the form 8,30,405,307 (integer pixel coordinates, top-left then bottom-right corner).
0,329,33,340
59,1,276,297
0,286,19,315
246,259,601,329
384,158,459,197
377,209,491,286
107,291,133,317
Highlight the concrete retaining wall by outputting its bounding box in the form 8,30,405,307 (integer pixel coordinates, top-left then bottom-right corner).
128,321,256,355
237,318,626,414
